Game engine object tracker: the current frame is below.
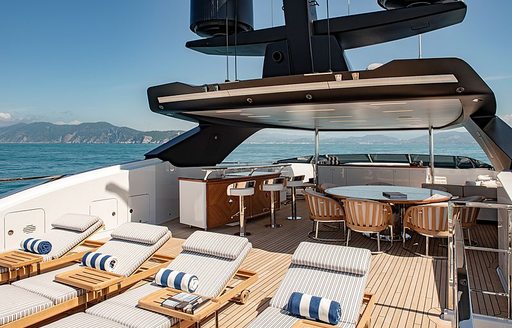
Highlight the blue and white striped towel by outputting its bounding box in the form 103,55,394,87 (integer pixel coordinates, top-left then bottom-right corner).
154,268,199,293
20,238,52,255
81,252,118,272
287,292,342,325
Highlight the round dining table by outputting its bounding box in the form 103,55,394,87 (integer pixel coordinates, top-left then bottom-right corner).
324,185,452,204
324,185,452,241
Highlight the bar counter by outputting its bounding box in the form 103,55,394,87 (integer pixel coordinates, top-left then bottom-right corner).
179,172,281,229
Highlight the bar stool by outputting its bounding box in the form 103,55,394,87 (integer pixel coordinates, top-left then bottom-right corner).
227,180,255,237
287,175,305,220
261,177,286,228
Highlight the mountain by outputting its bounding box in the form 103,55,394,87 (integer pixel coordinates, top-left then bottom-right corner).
247,130,476,145
0,122,183,144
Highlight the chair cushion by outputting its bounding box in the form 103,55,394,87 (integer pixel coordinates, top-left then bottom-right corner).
111,222,169,245
0,285,53,325
51,214,101,232
291,242,371,276
43,313,129,328
13,265,83,304
181,231,249,260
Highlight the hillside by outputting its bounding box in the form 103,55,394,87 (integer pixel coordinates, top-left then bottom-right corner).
0,122,183,144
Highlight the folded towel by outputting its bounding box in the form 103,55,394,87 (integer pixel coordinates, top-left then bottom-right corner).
81,252,118,272
155,268,198,293
287,292,341,325
20,238,52,255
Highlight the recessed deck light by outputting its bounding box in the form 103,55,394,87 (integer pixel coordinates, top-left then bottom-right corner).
329,120,367,123
285,109,335,113
314,115,353,119
369,102,407,106
382,109,414,113
473,98,483,103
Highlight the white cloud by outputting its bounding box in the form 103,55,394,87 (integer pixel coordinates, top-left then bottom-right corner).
0,112,13,121
54,120,82,125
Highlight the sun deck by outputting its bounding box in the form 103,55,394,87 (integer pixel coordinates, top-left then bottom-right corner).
153,199,506,328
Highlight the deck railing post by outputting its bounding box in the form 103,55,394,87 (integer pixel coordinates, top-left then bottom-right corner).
314,128,319,185
508,207,512,318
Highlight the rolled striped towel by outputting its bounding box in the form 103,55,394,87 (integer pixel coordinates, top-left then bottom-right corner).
81,252,118,272
154,268,199,293
20,238,52,255
287,292,342,325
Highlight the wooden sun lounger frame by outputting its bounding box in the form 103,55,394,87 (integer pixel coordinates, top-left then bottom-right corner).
162,268,258,328
1,252,174,328
0,226,105,284
290,293,376,328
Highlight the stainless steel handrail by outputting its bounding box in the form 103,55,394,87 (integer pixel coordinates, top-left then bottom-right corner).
448,200,512,328
202,164,291,179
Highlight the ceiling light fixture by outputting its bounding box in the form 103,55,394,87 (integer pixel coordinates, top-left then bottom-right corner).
314,115,353,119
382,109,414,113
285,109,335,113
369,102,408,106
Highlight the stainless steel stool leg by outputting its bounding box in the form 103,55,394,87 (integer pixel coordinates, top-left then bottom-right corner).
235,195,251,237
287,186,302,220
266,190,282,228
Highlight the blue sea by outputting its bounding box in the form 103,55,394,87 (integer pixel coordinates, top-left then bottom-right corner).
0,143,488,196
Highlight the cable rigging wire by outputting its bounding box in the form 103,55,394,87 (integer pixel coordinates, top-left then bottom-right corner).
326,0,332,72
225,0,230,82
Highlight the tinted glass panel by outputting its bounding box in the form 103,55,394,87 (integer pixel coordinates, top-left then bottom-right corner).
336,154,371,163
370,154,409,163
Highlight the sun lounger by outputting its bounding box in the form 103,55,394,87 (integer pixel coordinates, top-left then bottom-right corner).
42,231,258,328
0,222,172,327
247,242,374,328
0,214,104,284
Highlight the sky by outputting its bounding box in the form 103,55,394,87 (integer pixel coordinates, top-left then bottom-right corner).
0,0,511,135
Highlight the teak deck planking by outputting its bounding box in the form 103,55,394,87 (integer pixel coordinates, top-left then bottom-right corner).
163,199,507,328
41,198,506,327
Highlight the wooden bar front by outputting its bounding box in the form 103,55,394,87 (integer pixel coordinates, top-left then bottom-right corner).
179,173,281,230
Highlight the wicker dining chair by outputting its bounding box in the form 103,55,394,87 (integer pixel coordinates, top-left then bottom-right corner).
304,189,346,242
343,198,394,253
403,202,450,258
458,195,485,245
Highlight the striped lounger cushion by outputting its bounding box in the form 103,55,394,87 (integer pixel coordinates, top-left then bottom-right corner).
291,242,371,275
42,312,129,328
0,285,53,325
0,227,171,325
51,214,101,232
181,230,249,260
111,222,169,245
84,233,252,328
249,242,371,328
31,219,103,261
